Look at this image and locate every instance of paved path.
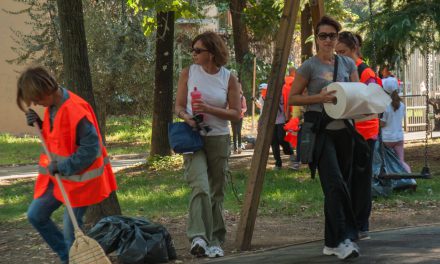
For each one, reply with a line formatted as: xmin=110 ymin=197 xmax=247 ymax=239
xmin=405 ymin=131 xmax=440 ymax=141
xmin=0 ymin=130 xmax=437 ymax=181
xmin=0 ymin=157 xmax=146 ymax=180
xmin=206 ymin=225 xmax=440 ymax=264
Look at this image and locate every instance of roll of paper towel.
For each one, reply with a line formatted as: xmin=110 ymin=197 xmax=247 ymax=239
xmin=324 ymin=82 xmax=391 ymax=119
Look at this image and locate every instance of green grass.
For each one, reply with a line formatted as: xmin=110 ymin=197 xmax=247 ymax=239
xmin=2 ymin=155 xmax=439 ymax=224
xmin=0 ymin=134 xmax=41 ymax=166
xmin=0 ymin=116 xmax=152 ymax=166
xmin=105 ymin=115 xmax=152 ymax=156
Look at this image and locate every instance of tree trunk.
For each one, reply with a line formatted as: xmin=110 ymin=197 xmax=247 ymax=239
xmin=301 ymin=3 xmax=313 ymax=62
xmin=84 ymin=192 xmax=121 ymax=226
xmin=150 ymin=11 xmax=174 ymax=156
xmin=57 ymin=0 xmax=121 ymax=225
xmin=56 ymin=0 xmax=95 ymax=110
xmin=230 ymin=0 xmax=251 ymax=92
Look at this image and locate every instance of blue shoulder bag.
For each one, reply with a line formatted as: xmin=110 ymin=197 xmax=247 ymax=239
xmin=168 ymin=122 xmax=203 ymax=153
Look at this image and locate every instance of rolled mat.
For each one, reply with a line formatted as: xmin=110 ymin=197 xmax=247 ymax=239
xmin=324 ymin=82 xmax=391 ymax=119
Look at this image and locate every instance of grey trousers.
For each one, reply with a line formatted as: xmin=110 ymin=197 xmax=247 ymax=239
xmin=183 ymin=134 xmax=230 ymax=246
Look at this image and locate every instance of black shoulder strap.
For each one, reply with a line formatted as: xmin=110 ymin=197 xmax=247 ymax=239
xmin=357 ymin=62 xmax=368 ymax=79
xmin=333 ymin=55 xmax=339 ymax=82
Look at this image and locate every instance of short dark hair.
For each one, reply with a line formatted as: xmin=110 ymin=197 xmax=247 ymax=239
xmin=16 ymin=66 xmax=59 ymax=111
xmin=338 ymin=31 xmax=358 ymax=50
xmin=192 ymin=31 xmax=228 ymax=67
xmin=315 ymin=15 xmax=341 ymax=34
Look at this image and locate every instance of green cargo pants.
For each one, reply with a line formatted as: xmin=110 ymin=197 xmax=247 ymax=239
xmin=183 ymin=134 xmax=230 ymax=247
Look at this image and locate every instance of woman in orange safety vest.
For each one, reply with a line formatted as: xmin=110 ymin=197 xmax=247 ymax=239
xmin=336 ymin=31 xmax=380 ymax=241
xmin=16 ymin=66 xmax=117 ymax=264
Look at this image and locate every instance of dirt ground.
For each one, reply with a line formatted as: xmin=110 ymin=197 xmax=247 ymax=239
xmin=1 ymin=140 xmax=439 ymax=264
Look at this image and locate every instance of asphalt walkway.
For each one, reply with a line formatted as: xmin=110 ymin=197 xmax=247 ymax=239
xmin=0 ymin=156 xmax=146 ymax=180
xmin=206 ymin=224 xmax=440 ymax=264
xmin=0 ymin=130 xmax=437 ymax=181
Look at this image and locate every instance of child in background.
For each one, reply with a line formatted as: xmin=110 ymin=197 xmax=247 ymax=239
xmin=232 ymin=84 xmax=247 ymax=154
xmin=380 ymin=77 xmax=411 ymax=173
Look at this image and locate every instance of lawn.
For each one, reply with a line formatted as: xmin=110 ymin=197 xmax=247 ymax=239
xmin=1 ymin=114 xmax=440 ymax=226
xmin=0 ymin=134 xmax=40 ymax=166
xmin=0 ymin=116 xmax=152 ymax=166
xmin=1 ymin=140 xmax=440 ymax=224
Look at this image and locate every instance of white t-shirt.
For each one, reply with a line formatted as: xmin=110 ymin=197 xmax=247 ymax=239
xmin=186 ymin=64 xmax=231 ymax=136
xmin=381 ymin=102 xmax=405 ymax=142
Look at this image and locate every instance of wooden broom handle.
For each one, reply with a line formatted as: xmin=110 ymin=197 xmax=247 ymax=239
xmin=34 ymin=126 xmax=81 ymax=232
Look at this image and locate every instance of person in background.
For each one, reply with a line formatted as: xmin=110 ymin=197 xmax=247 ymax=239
xmin=289 ymin=16 xmax=360 ymax=260
xmin=381 ymin=65 xmax=402 ymax=93
xmin=231 ymin=83 xmax=247 ymax=154
xmin=380 ymin=77 xmax=411 ymax=173
xmin=254 ymin=83 xmax=267 ymax=132
xmin=174 ymin=31 xmax=241 ymax=258
xmin=254 ymin=83 xmax=267 ymax=114
xmin=271 ymin=91 xmax=295 ymax=170
xmin=282 ymin=67 xmax=300 ymax=170
xmin=16 ymin=66 xmax=117 ymax=264
xmin=282 ymin=67 xmax=297 ymax=120
xmin=336 ymin=30 xmax=381 ymax=240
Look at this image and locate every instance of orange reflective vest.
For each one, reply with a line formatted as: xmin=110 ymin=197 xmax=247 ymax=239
xmin=355 ymin=58 xmax=380 ymax=140
xmin=284 ymin=117 xmax=300 ymax=147
xmin=282 ymin=76 xmax=295 ymax=115
xmin=35 ymin=91 xmax=117 ymax=207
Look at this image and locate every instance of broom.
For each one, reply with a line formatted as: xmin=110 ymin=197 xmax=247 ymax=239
xmin=33 ymin=124 xmax=111 ymax=264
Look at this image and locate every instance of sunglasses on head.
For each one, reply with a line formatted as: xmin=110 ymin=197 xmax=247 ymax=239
xmin=317 ymin=32 xmax=338 ymax=41
xmin=339 ymin=31 xmax=358 ymax=45
xmin=191 ymin=48 xmax=209 ymax=54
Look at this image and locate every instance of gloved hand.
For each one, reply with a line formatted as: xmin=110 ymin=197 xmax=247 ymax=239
xmin=26 ymin=109 xmax=42 ymax=129
xmin=48 ymin=161 xmax=59 ymax=176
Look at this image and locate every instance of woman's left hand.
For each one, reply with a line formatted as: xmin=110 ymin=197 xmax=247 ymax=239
xmin=192 ymin=99 xmax=212 ymax=113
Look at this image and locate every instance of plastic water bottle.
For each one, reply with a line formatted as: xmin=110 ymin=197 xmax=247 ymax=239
xmin=190 ymin=87 xmax=202 ymax=114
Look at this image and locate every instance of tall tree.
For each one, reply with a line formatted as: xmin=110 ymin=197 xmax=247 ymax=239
xmin=56 ymin=0 xmax=96 ymax=111
xmin=151 ymin=11 xmax=175 ymax=156
xmin=5 ymin=0 xmax=63 ymax=79
xmin=128 ymin=0 xmax=193 ymax=156
xmin=56 ymin=0 xmax=121 ymax=225
xmin=301 ymin=3 xmax=313 ymax=62
xmin=358 ymin=0 xmax=440 ymax=66
xmin=229 ymin=0 xmax=250 ymax=84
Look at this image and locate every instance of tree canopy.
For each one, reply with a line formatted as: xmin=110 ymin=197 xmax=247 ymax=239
xmin=357 ymin=0 xmax=440 ymax=66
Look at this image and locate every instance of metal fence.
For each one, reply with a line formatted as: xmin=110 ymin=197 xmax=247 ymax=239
xmin=401 ymin=49 xmax=440 ymax=132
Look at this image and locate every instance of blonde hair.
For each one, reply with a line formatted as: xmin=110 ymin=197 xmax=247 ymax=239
xmin=192 ymin=31 xmax=228 ymax=67
xmin=16 ymin=66 xmax=59 ymax=111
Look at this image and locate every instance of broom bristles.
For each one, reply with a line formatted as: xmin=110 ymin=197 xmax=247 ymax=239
xmin=69 ymin=231 xmax=111 ymax=264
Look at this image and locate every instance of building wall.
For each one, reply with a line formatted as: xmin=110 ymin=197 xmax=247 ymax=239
xmin=0 ymin=1 xmax=44 ymax=135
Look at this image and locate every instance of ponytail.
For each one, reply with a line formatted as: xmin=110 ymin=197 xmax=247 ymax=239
xmin=390 ymin=91 xmax=401 ymax=111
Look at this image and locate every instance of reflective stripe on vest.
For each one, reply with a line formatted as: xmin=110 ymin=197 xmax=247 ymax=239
xmin=38 ymin=155 xmax=110 ymax=182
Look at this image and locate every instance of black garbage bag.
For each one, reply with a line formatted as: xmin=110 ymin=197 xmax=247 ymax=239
xmin=88 ymin=215 xmax=177 ymax=264
xmin=372 ymin=141 xmax=417 ymax=197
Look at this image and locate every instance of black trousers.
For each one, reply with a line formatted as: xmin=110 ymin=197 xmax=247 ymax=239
xmin=317 ymin=128 xmax=357 ymax=247
xmin=231 ymin=118 xmax=243 ymax=150
xmin=351 ymin=138 xmax=375 ymax=232
xmin=271 ymin=123 xmax=293 ymax=167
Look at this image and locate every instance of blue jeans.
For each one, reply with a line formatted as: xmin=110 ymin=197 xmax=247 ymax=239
xmin=27 ymin=182 xmax=87 ymax=263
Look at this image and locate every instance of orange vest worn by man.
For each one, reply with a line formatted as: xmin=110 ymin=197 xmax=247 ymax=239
xmin=355 ymin=58 xmax=381 ymax=140
xmin=36 ymin=91 xmax=117 ymax=207
xmin=282 ymin=75 xmax=294 ymax=116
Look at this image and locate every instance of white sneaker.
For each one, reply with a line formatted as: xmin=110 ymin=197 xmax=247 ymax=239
xmin=190 ymin=237 xmax=208 ymax=257
xmin=207 ymin=246 xmax=224 ymax=258
xmin=345 ymin=239 xmax=360 ymax=251
xmin=323 ymin=239 xmax=359 ymax=260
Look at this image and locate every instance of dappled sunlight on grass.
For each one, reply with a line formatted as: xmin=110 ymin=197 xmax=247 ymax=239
xmin=0 ymin=133 xmax=41 ymax=165
xmin=106 ymin=116 xmax=152 ymax=144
